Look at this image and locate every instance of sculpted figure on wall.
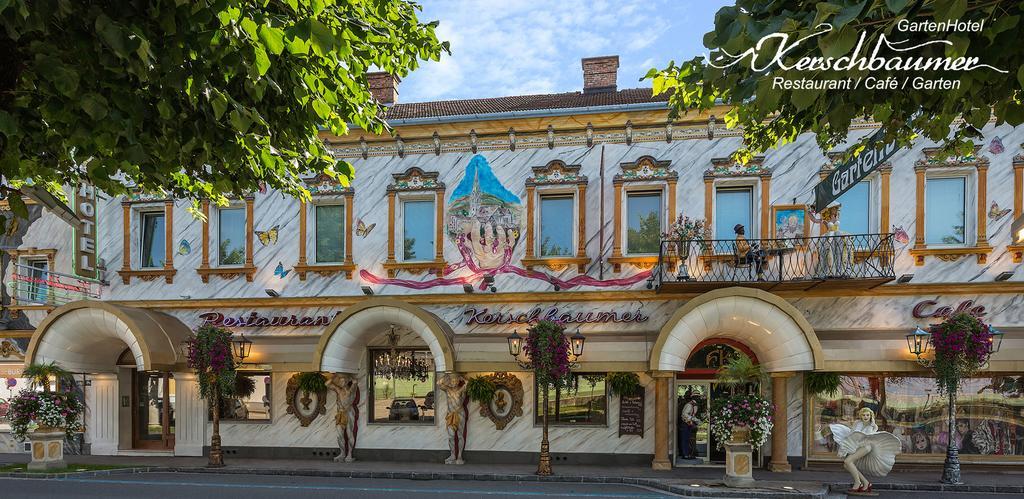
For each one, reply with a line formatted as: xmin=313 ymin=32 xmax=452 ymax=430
xmin=438 ymin=372 xmax=469 ymax=464
xmin=327 ymin=373 xmax=359 ymax=463
xmin=830 ymin=407 xmax=901 ymax=494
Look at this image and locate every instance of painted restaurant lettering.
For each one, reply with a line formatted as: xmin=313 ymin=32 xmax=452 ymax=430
xmin=199 ymin=311 xmax=336 ymax=328
xmin=464 ymin=306 xmax=648 ymax=325
xmin=911 ymin=300 xmax=986 ymax=320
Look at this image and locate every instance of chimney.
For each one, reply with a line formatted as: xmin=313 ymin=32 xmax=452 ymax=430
xmin=367 ymin=72 xmax=400 ymax=106
xmin=581 ymin=55 xmax=619 ymax=94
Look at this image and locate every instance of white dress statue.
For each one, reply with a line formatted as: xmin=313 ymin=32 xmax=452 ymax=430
xmin=829 ymin=407 xmax=901 ymax=494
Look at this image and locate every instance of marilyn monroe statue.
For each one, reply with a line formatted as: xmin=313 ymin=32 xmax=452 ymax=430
xmin=829 ymin=407 xmax=901 ymax=494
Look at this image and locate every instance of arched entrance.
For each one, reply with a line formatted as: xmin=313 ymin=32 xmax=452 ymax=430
xmin=25 ymin=301 xmax=204 ymax=456
xmin=648 ymin=288 xmax=823 ymax=471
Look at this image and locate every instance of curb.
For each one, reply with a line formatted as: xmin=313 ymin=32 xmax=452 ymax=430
xmin=830 ymin=481 xmax=1024 ymax=495
xmin=0 ymin=467 xmax=156 ymax=480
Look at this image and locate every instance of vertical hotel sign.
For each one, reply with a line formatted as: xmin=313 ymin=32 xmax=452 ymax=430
xmin=74 ymin=183 xmax=99 ymax=280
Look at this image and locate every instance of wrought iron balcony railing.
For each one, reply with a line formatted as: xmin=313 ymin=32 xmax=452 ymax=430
xmin=6 ymin=263 xmax=101 ymax=308
xmin=650 ymin=233 xmax=896 ymax=292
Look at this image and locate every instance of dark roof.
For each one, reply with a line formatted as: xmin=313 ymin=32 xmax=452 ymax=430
xmin=383 ymin=87 xmax=668 ymax=120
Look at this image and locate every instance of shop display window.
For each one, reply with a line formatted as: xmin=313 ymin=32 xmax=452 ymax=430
xmin=314 ymin=203 xmax=346 ymax=263
xmin=625 ymin=191 xmax=662 ymax=254
xmin=810 ymin=375 xmax=1024 ymax=459
xmin=535 ymin=373 xmax=608 ymax=426
xmin=539 ymin=194 xmax=574 ymax=257
xmin=401 ymin=199 xmax=435 ymax=262
xmin=369 ymin=349 xmax=436 ymax=424
xmin=218 ymin=372 xmax=272 ymax=422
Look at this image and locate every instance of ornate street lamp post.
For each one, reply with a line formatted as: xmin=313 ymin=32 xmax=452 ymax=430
xmin=906 ymin=325 xmax=1003 ymax=484
xmin=507 ymin=326 xmax=584 ymax=476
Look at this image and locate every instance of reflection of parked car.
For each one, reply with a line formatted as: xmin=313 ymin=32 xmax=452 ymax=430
xmin=389 ymin=398 xmax=420 ymax=421
xmin=423 ymin=391 xmax=434 ymax=410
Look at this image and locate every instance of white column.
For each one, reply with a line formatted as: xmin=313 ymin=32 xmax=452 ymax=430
xmin=86 ymin=373 xmax=119 ymax=456
xmin=173 ymin=372 xmax=206 ymax=456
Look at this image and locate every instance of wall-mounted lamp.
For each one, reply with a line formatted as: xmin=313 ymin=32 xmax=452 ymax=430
xmin=995 ymin=271 xmax=1014 ymax=282
xmin=265 ymin=288 xmax=280 ymax=297
xmin=896 ymin=274 xmax=914 ymax=284
xmin=361 ymin=285 xmax=374 ymax=296
xmin=462 ymin=283 xmax=474 ymax=293
xmin=483 ymin=275 xmax=496 ymax=293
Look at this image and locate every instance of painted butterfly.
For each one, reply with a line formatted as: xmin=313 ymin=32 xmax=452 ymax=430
xmin=176 ymin=239 xmax=192 ymax=256
xmin=256 ymin=225 xmax=279 ymax=246
xmin=356 ymin=219 xmax=376 ymax=238
xmin=274 ymin=262 xmax=290 ymax=279
xmin=989 ymin=201 xmax=1011 ymax=221
xmin=989 ymin=136 xmax=1005 ymax=155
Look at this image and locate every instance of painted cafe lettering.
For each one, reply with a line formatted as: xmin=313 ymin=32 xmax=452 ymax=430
xmin=464 ymin=306 xmax=648 ymax=325
xmin=199 ymin=311 xmax=336 ymax=328
xmin=911 ymin=300 xmax=986 ymax=320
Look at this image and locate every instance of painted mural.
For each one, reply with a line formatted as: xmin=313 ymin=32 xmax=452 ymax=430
xmin=361 ymin=155 xmax=650 ymax=290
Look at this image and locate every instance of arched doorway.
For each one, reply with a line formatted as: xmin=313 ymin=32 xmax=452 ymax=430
xmin=25 ymin=301 xmax=203 ymax=456
xmin=648 ymin=288 xmax=823 ymax=471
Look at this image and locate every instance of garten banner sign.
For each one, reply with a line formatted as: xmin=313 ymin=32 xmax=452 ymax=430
xmin=813 ymin=127 xmax=899 ymax=211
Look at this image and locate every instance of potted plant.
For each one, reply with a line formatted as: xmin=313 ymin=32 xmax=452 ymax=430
xmin=662 ymin=215 xmax=711 ymax=258
xmin=9 ymin=362 xmax=84 ymax=470
xmin=295 ymin=372 xmax=327 ymax=410
xmin=466 ymin=375 xmax=497 ymax=404
xmin=710 ymin=392 xmax=773 ymax=448
xmin=606 ymin=372 xmax=642 ymax=397
xmin=712 ymin=353 xmax=768 ymax=447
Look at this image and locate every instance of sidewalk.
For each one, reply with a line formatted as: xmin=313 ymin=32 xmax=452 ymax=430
xmin=2 ymin=453 xmax=1022 ymax=497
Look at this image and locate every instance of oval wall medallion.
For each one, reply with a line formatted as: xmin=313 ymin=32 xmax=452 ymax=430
xmin=286 ymin=373 xmax=327 ymax=427
xmin=478 ymin=372 xmax=523 ymax=430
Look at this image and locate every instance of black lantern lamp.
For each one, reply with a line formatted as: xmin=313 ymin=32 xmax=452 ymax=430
xmin=233 ymin=334 xmax=253 ymax=363
xmin=989 ymin=327 xmax=1005 ymax=354
xmin=507 ymin=330 xmax=523 ymax=357
xmin=569 ymin=329 xmax=586 ymax=358
xmin=906 ymin=326 xmax=931 ymax=360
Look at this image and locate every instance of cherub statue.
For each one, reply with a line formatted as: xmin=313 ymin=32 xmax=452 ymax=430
xmin=327 ymin=372 xmax=359 ymax=463
xmin=438 ymin=372 xmax=469 ymax=464
xmin=829 ymin=407 xmax=901 ymax=495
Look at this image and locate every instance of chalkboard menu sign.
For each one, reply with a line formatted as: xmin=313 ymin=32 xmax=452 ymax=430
xmin=618 ymin=393 xmax=644 ymax=437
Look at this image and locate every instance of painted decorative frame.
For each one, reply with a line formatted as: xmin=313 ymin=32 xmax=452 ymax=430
xmin=285 ymin=373 xmax=327 ymax=427
xmin=770 ymin=204 xmax=810 ymax=239
xmin=478 ymin=372 xmax=523 ymax=430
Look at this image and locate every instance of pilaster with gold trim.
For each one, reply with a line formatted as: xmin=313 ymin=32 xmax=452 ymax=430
xmin=651 ymin=370 xmax=673 ymax=470
xmin=381 ymin=167 xmax=447 ymax=278
xmin=521 ymin=160 xmax=591 ymax=273
xmin=768 ymin=372 xmax=794 ymax=472
xmin=607 ymin=156 xmax=677 ymax=272
xmin=759 ymin=174 xmax=771 ymax=240
xmin=1008 ymin=151 xmax=1024 ymax=263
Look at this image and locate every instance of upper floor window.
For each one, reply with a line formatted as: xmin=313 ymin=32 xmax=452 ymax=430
xmin=835 ymin=181 xmax=870 ymax=234
xmin=925 ymin=176 xmax=967 ymax=246
xmin=22 ymin=257 xmax=49 ymax=303
xmin=218 ymin=207 xmax=246 ymax=265
xmin=715 ymin=186 xmax=753 ymax=238
xmin=539 ymin=194 xmax=574 ymax=256
xmin=626 ymin=191 xmax=662 ymax=254
xmin=402 ymin=199 xmax=435 ymax=262
xmin=314 ymin=203 xmax=345 ymax=263
xmin=140 ymin=211 xmax=166 ymax=269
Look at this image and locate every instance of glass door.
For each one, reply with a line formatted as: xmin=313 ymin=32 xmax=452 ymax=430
xmin=676 ymin=382 xmax=711 ymax=464
xmin=132 ymin=371 xmax=175 ymax=450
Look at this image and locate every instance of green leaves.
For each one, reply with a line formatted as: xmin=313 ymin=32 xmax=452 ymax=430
xmin=258 ymin=24 xmax=285 ymax=55
xmin=80 ymin=93 xmax=109 ymax=120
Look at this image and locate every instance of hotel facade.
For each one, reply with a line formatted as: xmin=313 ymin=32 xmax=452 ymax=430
xmin=1 ymin=56 xmax=1023 ymax=470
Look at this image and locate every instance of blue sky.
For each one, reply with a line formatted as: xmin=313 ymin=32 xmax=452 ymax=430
xmin=398 ymin=0 xmax=733 ymax=103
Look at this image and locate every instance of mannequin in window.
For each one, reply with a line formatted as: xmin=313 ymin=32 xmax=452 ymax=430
xmin=733 ymin=224 xmax=765 ymax=280
xmin=678 ymin=389 xmax=699 ymax=460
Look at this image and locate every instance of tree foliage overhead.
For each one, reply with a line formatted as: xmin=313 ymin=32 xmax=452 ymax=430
xmin=648 ymin=0 xmax=1024 ymax=161
xmin=0 ymin=0 xmax=447 ymax=218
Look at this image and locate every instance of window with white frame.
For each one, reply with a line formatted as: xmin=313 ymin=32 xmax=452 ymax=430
xmin=625 ymin=190 xmax=662 ymax=254
xmin=218 ymin=207 xmax=246 ymax=265
xmin=834 ymin=181 xmax=871 ymax=234
xmin=402 ymin=198 xmax=435 ymax=262
xmin=20 ymin=258 xmax=49 ymax=303
xmin=139 ymin=211 xmax=166 ymax=268
xmin=715 ymin=186 xmax=754 ymax=238
xmin=539 ymin=194 xmax=574 ymax=257
xmin=314 ymin=203 xmax=345 ymax=263
xmin=925 ymin=176 xmax=968 ymax=246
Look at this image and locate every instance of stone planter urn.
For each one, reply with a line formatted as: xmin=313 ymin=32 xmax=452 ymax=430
xmin=27 ymin=426 xmax=65 ymax=471
xmin=724 ymin=424 xmax=755 ymax=487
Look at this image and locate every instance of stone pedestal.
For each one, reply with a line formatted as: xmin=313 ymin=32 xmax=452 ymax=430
xmin=27 ymin=428 xmax=66 ymax=471
xmin=723 ymin=442 xmax=755 ymax=487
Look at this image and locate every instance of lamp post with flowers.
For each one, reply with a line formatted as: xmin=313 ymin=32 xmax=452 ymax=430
xmin=507 ymin=320 xmax=585 ymax=476
xmin=906 ymin=313 xmax=1003 ymax=485
xmin=181 ymin=325 xmax=249 ymax=467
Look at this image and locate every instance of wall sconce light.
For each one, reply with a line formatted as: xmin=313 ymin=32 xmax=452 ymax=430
xmin=462 ymin=283 xmax=474 ymax=293
xmin=265 ymin=288 xmax=280 ymax=297
xmin=896 ymin=274 xmax=914 ymax=284
xmin=995 ymin=271 xmax=1014 ymax=282
xmin=361 ymin=285 xmax=374 ymax=295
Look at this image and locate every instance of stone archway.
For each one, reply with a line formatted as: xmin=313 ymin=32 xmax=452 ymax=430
xmin=648 ymin=288 xmax=822 ymax=472
xmin=313 ymin=298 xmax=456 ymax=373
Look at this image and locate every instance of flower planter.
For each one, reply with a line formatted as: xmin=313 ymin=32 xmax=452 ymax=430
xmin=27 ymin=426 xmax=66 ymax=471
xmin=730 ymin=424 xmax=751 ymax=444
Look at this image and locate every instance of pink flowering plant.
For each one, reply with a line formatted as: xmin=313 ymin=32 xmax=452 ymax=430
xmin=709 ymin=393 xmax=773 ymax=450
xmin=9 ymin=363 xmax=84 ymax=441
xmin=184 ymin=325 xmax=238 ymax=400
xmin=524 ymin=320 xmax=572 ymax=390
xmin=930 ymin=312 xmax=995 ymax=396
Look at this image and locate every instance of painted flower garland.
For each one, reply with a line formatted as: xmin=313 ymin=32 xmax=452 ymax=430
xmin=709 ymin=393 xmax=773 ymax=450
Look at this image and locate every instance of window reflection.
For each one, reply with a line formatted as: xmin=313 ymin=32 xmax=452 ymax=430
xmin=834 ymin=181 xmax=870 ymax=234
xmin=536 ymin=373 xmax=607 ymax=425
xmin=218 ymin=208 xmax=246 ymax=265
xmin=539 ymin=195 xmax=574 ymax=256
xmin=626 ymin=192 xmax=661 ymax=254
xmin=403 ymin=200 xmax=435 ymax=261
xmin=715 ymin=187 xmax=753 ymax=238
xmin=140 ymin=212 xmax=166 ymax=268
xmin=925 ymin=177 xmax=967 ymax=245
xmin=218 ymin=373 xmax=271 ymax=421
xmin=315 ymin=204 xmax=345 ymax=263
xmin=369 ymin=350 xmax=436 ymax=424
xmin=811 ymin=375 xmax=1024 ymax=458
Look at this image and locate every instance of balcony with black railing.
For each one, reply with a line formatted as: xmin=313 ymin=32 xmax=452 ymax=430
xmin=649 ymin=233 xmax=896 ymax=292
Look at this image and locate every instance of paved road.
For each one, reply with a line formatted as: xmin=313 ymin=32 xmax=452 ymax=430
xmin=0 ymin=472 xmax=675 ymax=498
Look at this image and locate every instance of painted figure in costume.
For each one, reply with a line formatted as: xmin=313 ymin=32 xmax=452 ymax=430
xmin=438 ymin=373 xmax=469 ymax=464
xmin=830 ymin=407 xmax=901 ymax=494
xmin=817 ymin=205 xmax=854 ymax=277
xmin=328 ymin=373 xmax=359 ymax=462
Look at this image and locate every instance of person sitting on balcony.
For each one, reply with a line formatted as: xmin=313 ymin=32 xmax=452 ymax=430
xmin=734 ymin=223 xmax=766 ymax=281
